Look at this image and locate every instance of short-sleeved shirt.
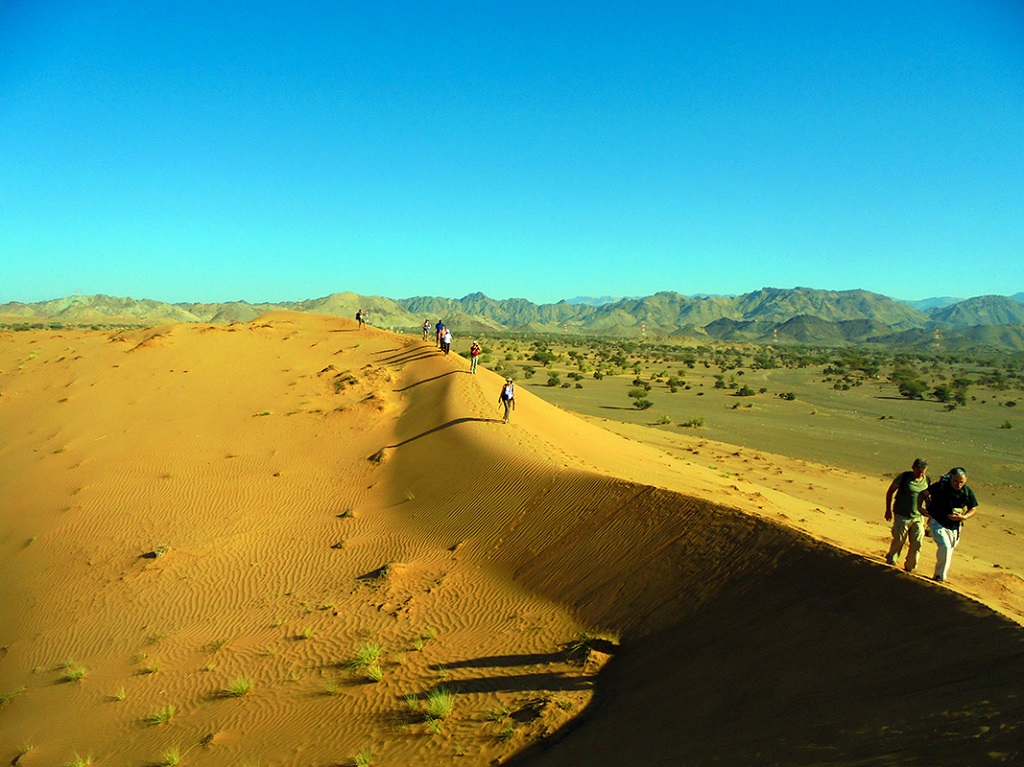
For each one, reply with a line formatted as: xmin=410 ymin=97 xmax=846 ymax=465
xmin=926 ymin=479 xmax=979 ymax=531
xmin=892 ymin=471 xmax=930 ymax=519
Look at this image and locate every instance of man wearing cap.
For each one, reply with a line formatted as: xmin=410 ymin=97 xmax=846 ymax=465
xmin=884 ymin=458 xmax=931 ymax=573
xmin=498 ymin=378 xmax=515 ymax=423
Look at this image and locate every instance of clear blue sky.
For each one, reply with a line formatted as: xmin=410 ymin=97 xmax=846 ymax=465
xmin=2 ymin=1 xmax=1022 ymax=305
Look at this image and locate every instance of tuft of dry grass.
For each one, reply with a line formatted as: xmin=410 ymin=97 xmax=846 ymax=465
xmin=223 ymin=676 xmax=253 ymax=697
xmin=147 ymin=703 xmax=176 ymax=725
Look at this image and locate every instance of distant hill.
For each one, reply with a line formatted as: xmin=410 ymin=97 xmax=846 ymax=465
xmin=564 ymin=295 xmax=625 ymax=306
xmin=3 ymin=288 xmax=1024 ymax=350
xmin=927 ymin=295 xmax=1024 ymax=327
xmin=903 ymin=296 xmax=962 ymax=311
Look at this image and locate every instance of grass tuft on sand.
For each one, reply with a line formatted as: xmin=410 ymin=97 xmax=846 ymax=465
xmin=157 ymin=745 xmax=183 ymax=766
xmin=424 ymin=685 xmax=456 ymax=720
xmin=147 ymin=703 xmax=176 ymax=725
xmin=223 ymin=676 xmax=254 ymax=697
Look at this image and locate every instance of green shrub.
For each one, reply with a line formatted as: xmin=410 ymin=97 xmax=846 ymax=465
xmin=424 ymin=686 xmax=456 ymax=720
xmin=223 ymin=676 xmax=253 ymax=697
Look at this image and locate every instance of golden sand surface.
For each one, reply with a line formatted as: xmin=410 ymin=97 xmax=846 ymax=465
xmin=1 ymin=313 xmax=1022 ymax=766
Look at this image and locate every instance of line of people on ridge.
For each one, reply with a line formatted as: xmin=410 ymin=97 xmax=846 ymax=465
xmin=422 ymin=319 xmax=516 ymax=424
xmin=884 ymin=458 xmax=979 ymax=583
xmin=426 ymin=319 xmax=454 ymax=356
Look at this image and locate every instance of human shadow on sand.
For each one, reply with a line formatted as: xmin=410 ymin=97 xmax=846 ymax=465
xmin=395 ymin=369 xmax=472 ymax=391
xmin=423 ymin=671 xmax=594 ymax=696
xmin=375 ymin=347 xmax=440 ymax=366
xmin=442 ymin=651 xmax=567 ymax=669
xmin=442 ymin=640 xmax=618 ymax=671
xmin=388 ymin=417 xmax=501 ymax=448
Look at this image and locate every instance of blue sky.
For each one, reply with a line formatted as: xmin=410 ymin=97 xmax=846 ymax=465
xmin=2 ymin=1 xmax=1022 ymax=305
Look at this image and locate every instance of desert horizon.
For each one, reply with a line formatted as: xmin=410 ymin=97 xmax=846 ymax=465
xmin=2 ymin=312 xmax=1023 ymax=766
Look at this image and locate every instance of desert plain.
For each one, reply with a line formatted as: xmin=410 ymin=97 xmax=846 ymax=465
xmin=1 ymin=312 xmax=1023 ymax=766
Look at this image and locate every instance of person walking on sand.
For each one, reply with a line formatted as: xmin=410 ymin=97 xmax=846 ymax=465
xmin=498 ymin=377 xmax=515 ymax=423
xmin=469 ymin=341 xmax=481 ymax=373
xmin=356 ymin=309 xmax=364 ymax=329
xmin=422 ymin=319 xmax=430 ymax=341
xmin=917 ymin=467 xmax=979 ymax=583
xmin=435 ymin=320 xmax=444 ymax=347
xmin=442 ymin=327 xmax=452 ymax=355
xmin=884 ymin=458 xmax=930 ymax=573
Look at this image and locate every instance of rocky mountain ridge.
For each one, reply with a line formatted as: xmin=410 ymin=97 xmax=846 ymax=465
xmin=3 ymin=288 xmax=1024 ymax=349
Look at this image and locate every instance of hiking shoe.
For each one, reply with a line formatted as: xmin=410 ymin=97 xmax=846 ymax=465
xmin=884 ymin=557 xmax=896 ymax=565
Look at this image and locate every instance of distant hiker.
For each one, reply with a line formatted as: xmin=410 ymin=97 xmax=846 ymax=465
xmin=442 ymin=327 xmax=452 ymax=355
xmin=498 ymin=377 xmax=515 ymax=423
xmin=884 ymin=458 xmax=930 ymax=573
xmin=422 ymin=319 xmax=430 ymax=341
xmin=469 ymin=341 xmax=481 ymax=373
xmin=917 ymin=467 xmax=979 ymax=583
xmin=435 ymin=320 xmax=444 ymax=347
xmin=356 ymin=309 xmax=365 ymax=329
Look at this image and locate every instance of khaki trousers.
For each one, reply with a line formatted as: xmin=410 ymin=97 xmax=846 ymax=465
xmin=885 ymin=514 xmax=925 ymax=572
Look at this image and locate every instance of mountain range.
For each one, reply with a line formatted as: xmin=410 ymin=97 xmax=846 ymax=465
xmin=3 ymin=288 xmax=1024 ymax=350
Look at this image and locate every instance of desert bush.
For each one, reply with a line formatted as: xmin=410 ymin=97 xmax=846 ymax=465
xmin=157 ymin=745 xmax=183 ymax=767
xmin=0 ymin=686 xmax=27 ymax=708
xmin=892 ymin=368 xmax=928 ymax=400
xmin=681 ymin=418 xmax=705 ymax=428
xmin=63 ymin=663 xmax=87 ymax=682
xmin=350 ymin=642 xmax=382 ymax=668
xmin=147 ymin=703 xmax=176 ymax=725
xmin=424 ymin=686 xmax=456 ymax=720
xmin=223 ymin=676 xmax=253 ymax=697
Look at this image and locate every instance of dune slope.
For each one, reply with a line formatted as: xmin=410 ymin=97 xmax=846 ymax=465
xmin=378 ymin=328 xmax=1024 ymax=766
xmin=1 ymin=314 xmax=1022 ymax=766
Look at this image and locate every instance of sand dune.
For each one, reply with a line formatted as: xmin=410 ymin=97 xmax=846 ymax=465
xmin=1 ymin=313 xmax=1022 ymax=766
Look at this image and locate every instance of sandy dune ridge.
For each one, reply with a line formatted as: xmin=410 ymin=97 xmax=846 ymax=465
xmin=1 ymin=312 xmax=1022 ymax=766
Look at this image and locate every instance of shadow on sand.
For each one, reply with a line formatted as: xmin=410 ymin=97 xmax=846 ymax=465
xmin=388 ymin=417 xmax=502 ymax=448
